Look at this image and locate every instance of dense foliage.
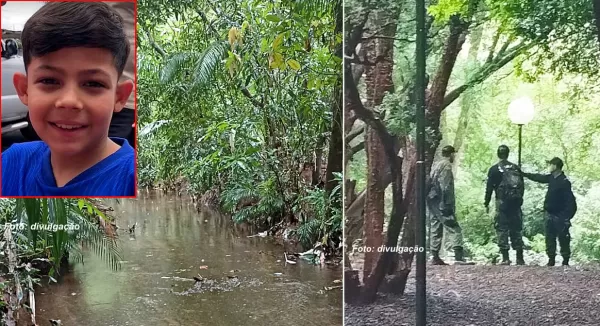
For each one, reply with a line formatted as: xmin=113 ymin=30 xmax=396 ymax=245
xmin=0 ymin=199 xmax=121 ymax=324
xmin=346 ymin=0 xmax=600 ymax=266
xmin=137 ymin=0 xmax=342 ymax=251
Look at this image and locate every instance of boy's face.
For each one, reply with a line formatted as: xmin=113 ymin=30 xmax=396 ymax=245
xmin=13 ymin=47 xmax=133 ymax=156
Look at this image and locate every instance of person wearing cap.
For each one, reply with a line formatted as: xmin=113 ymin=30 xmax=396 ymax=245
xmin=484 ymin=145 xmax=526 ymax=265
xmin=426 ymin=145 xmax=469 ymax=265
xmin=522 ymin=157 xmax=577 ymax=266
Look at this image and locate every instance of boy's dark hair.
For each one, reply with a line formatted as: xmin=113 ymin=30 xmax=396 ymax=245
xmin=21 ymin=2 xmax=129 ymax=76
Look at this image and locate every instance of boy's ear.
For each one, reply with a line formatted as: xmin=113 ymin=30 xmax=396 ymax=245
xmin=13 ymin=73 xmax=29 ymax=106
xmin=114 ymin=79 xmax=134 ymax=113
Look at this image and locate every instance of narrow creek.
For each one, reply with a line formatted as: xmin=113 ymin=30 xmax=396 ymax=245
xmin=34 ymin=191 xmax=342 ymax=325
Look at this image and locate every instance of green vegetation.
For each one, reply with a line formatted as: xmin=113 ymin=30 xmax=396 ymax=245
xmin=0 ymin=199 xmax=121 ymax=324
xmin=345 ymin=0 xmax=600 ymax=302
xmin=137 ymin=0 xmax=343 ymax=252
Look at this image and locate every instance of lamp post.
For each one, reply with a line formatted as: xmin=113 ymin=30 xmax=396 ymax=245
xmin=508 ymin=97 xmax=535 ymax=166
xmin=415 ymin=0 xmax=427 ymax=325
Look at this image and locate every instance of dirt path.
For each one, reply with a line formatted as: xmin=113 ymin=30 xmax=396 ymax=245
xmin=345 ymin=265 xmax=600 ymax=325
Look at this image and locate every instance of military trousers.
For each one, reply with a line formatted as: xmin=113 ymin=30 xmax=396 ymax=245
xmin=494 ymin=200 xmax=524 ymax=251
xmin=427 ymin=199 xmax=464 ymax=252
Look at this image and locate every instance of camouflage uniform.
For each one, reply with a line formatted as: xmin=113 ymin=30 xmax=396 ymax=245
xmin=485 ymin=160 xmax=525 ymax=251
xmin=427 ymin=159 xmax=464 ymax=252
xmin=494 ymin=199 xmax=524 ymax=251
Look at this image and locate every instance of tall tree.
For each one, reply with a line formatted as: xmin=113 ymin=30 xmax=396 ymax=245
xmin=345 ymin=0 xmax=538 ymax=303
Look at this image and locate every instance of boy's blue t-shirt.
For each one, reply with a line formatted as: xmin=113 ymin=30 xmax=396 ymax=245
xmin=1 ymin=138 xmax=135 ymax=197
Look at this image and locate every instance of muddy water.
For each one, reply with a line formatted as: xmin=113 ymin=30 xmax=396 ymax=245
xmin=35 ymin=191 xmax=342 ymax=326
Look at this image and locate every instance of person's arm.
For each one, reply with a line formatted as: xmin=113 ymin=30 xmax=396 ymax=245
xmin=484 ymin=167 xmax=496 ymax=207
xmin=522 ymin=172 xmax=551 ymax=184
xmin=559 ymin=180 xmax=575 ymax=220
xmin=439 ymin=165 xmax=455 ymax=216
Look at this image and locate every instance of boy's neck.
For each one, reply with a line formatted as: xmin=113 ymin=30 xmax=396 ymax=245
xmin=50 ymin=138 xmax=121 ymax=187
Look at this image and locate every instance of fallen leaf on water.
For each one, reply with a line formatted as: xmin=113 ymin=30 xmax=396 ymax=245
xmin=199 ymin=265 xmax=209 ymax=270
xmin=332 ymin=279 xmax=342 ymax=284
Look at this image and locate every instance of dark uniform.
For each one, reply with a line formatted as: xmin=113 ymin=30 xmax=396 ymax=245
xmin=485 ymin=160 xmax=525 ymax=253
xmin=523 ymin=171 xmax=576 ymax=264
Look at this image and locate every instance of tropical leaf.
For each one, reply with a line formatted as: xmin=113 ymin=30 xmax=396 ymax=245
xmin=160 ymin=52 xmax=195 ymax=84
xmin=287 ymin=59 xmax=301 ymax=71
xmin=190 ymin=40 xmax=229 ymax=90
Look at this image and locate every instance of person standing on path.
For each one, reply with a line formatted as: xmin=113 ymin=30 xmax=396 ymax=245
xmin=484 ymin=145 xmax=526 ymax=265
xmin=427 ymin=145 xmax=469 ymax=265
xmin=522 ymin=157 xmax=577 ymax=266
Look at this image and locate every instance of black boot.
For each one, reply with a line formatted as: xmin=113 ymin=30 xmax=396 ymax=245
xmin=516 ymin=250 xmax=525 ymax=265
xmin=499 ymin=249 xmax=511 ymax=265
xmin=453 ymin=247 xmax=474 ymax=265
xmin=454 ymin=247 xmax=465 ymax=262
xmin=431 ymin=250 xmax=447 ymax=265
xmin=547 ymin=256 xmax=556 ymax=266
xmin=562 ymin=256 xmax=569 ymax=266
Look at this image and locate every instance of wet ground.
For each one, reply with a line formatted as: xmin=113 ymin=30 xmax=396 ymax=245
xmin=35 ymin=191 xmax=342 ymax=325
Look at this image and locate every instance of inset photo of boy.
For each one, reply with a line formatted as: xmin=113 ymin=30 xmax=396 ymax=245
xmin=1 ymin=1 xmax=136 ymax=197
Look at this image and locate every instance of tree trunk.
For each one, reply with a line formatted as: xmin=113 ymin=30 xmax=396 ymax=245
xmin=361 ymin=10 xmax=396 ymax=279
xmin=324 ymin=0 xmax=343 ymax=195
xmin=381 ymin=14 xmax=470 ymax=297
xmin=345 ymin=0 xmax=534 ymax=303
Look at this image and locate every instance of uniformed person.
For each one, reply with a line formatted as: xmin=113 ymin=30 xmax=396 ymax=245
xmin=484 ymin=145 xmax=525 ymax=265
xmin=522 ymin=157 xmax=577 ymax=266
xmin=427 ymin=145 xmax=468 ymax=265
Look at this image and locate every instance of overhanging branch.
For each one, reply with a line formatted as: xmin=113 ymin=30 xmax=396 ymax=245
xmin=346 ymin=125 xmax=365 ymax=143
xmin=442 ymin=41 xmax=532 ymax=109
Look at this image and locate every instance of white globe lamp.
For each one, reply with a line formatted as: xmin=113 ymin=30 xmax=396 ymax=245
xmin=507 ymin=96 xmax=535 ymax=166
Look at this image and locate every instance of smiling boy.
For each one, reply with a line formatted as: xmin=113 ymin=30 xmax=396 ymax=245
xmin=1 ymin=2 xmax=135 ymax=196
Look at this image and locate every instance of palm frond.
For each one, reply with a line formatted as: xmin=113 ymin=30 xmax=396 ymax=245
xmin=287 ymin=0 xmax=337 ymax=16
xmin=190 ymin=40 xmax=229 ymax=90
xmin=160 ymin=52 xmax=199 ymax=84
xmin=22 ymin=199 xmax=41 ymax=249
xmin=160 ymin=40 xmax=228 ymax=88
xmin=70 ymin=207 xmax=123 ymax=271
xmin=294 ymin=218 xmax=322 ymax=248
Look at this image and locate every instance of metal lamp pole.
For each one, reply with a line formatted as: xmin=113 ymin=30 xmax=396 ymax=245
xmin=518 ymin=124 xmax=523 ymax=166
xmin=415 ymin=0 xmax=427 ymax=325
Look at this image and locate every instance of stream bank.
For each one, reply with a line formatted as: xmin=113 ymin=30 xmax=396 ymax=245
xmin=34 ymin=191 xmax=342 ymax=325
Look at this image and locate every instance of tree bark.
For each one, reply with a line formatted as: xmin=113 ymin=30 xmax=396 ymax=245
xmin=361 ymin=9 xmax=396 ymax=280
xmin=324 ymin=0 xmax=343 ymax=195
